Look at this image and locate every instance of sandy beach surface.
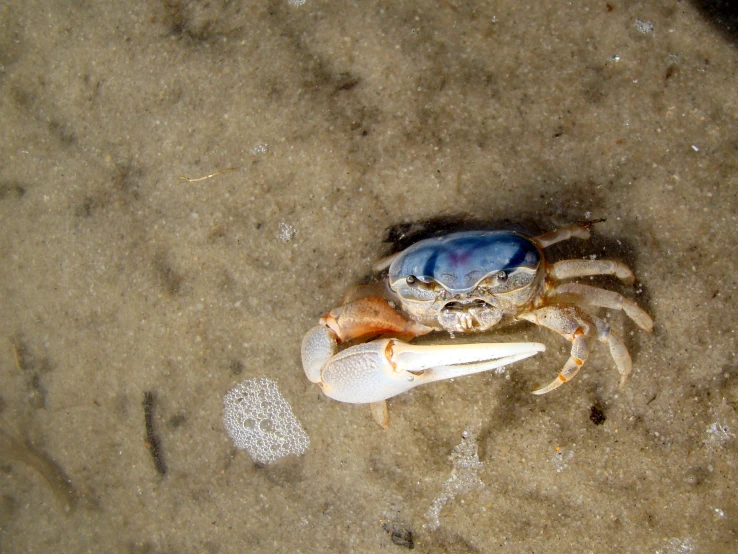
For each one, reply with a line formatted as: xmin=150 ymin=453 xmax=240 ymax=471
xmin=1 ymin=1 xmax=737 ymax=552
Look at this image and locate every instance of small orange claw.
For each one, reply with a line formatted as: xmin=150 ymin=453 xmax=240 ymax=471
xmin=321 ymin=296 xmax=432 ymax=343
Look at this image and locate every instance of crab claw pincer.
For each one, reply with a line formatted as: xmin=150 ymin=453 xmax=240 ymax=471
xmin=302 ymin=326 xmax=545 ymax=404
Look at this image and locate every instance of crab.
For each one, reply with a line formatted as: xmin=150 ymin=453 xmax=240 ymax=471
xmin=302 ymin=223 xmax=653 ymax=427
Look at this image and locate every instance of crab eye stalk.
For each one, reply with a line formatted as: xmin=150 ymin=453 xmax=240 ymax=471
xmin=406 ymin=275 xmax=417 ymax=285
xmin=497 ymin=270 xmax=508 ymax=282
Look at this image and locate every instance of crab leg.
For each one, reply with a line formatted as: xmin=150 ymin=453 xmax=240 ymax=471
xmin=548 ymin=282 xmax=653 ymax=332
xmin=534 ymin=224 xmax=591 ymax=248
xmin=550 ymin=259 xmax=636 ymax=285
xmin=590 ymin=314 xmax=631 ymax=385
xmin=520 ymin=305 xmax=630 ymax=394
xmin=321 ymin=296 xmax=433 ymax=343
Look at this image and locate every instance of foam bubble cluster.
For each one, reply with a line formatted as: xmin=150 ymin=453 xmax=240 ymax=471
xmin=223 ymin=378 xmax=309 ymax=464
xmin=426 ymin=429 xmax=484 ymax=530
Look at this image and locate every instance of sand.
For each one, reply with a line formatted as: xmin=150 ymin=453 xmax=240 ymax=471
xmin=1 ymin=1 xmax=736 ymax=552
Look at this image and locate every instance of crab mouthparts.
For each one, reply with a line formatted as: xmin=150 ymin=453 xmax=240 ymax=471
xmin=443 ymin=298 xmax=494 ymax=311
xmin=439 ymin=298 xmax=503 ymax=332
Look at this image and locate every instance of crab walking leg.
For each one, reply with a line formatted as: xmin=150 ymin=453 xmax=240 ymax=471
xmin=521 ymin=306 xmax=632 ymax=394
xmin=319 ymin=339 xmax=545 ymax=404
xmin=370 ymin=401 xmax=390 ymax=429
xmin=520 ymin=306 xmax=592 ymax=394
xmin=589 ymin=313 xmax=632 ymax=386
xmin=550 ymin=259 xmax=636 ymax=285
xmin=533 ymin=224 xmax=591 ymax=248
xmin=548 ymin=282 xmax=654 ymax=332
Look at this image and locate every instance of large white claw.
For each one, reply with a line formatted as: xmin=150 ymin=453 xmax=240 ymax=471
xmin=318 ymin=339 xmax=545 ymax=404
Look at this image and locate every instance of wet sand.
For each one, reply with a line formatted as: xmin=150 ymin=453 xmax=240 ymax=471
xmin=1 ymin=1 xmax=737 ymax=552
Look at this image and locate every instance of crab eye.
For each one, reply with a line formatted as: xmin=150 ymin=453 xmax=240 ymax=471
xmin=406 ymin=275 xmax=417 ymax=285
xmin=497 ymin=270 xmax=508 ymax=282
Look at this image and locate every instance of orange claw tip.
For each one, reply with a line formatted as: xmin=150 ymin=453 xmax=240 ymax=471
xmin=532 ymin=374 xmax=567 ymax=395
